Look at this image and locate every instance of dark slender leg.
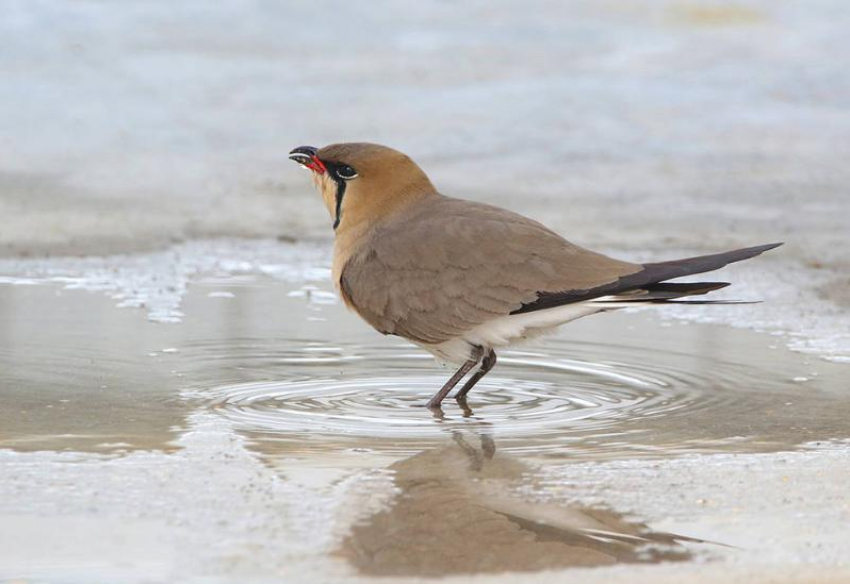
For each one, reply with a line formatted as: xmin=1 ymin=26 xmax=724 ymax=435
xmin=454 ymin=349 xmax=497 ymax=402
xmin=425 ymin=347 xmax=483 ymax=409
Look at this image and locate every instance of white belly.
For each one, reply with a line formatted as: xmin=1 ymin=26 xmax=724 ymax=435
xmin=418 ymin=300 xmax=613 ymax=365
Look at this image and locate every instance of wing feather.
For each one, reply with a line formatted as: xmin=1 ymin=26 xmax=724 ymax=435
xmin=339 ymin=196 xmax=639 ymax=344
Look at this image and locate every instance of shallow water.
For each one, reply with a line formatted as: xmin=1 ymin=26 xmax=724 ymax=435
xmin=3 ymin=274 xmax=847 ymax=460
xmin=1 ymin=262 xmax=849 ymax=581
xmin=201 ymin=328 xmax=850 ymax=461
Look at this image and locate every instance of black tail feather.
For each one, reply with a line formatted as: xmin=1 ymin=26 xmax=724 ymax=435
xmin=642 ymin=281 xmax=730 ymax=298
xmin=596 ymin=281 xmax=730 ymax=302
xmin=512 ymin=243 xmax=783 ymax=314
xmin=640 ymin=243 xmax=783 ymax=282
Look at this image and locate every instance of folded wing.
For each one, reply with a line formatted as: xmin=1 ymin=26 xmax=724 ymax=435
xmin=339 ymin=196 xmax=640 ymax=344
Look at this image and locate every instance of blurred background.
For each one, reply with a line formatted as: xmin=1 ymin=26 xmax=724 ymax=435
xmin=1 ymin=0 xmax=848 ymax=263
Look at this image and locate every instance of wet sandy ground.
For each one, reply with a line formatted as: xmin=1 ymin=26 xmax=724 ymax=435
xmin=1 ymin=245 xmax=849 ymax=582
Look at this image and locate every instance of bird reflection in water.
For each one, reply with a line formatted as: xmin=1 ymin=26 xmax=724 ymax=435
xmin=339 ymin=406 xmax=709 ymax=577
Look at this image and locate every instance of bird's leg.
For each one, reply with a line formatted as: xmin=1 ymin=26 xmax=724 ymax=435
xmin=455 ymin=349 xmax=497 ymax=402
xmin=425 ymin=346 xmax=484 ymax=409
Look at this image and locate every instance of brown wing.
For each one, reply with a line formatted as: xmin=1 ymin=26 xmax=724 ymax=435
xmin=339 ymin=196 xmax=640 ymax=344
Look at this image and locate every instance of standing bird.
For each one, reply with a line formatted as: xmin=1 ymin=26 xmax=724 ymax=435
xmin=289 ymin=143 xmax=781 ymax=409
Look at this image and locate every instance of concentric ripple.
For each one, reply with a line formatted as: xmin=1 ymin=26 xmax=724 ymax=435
xmin=188 ymin=331 xmax=850 ymax=458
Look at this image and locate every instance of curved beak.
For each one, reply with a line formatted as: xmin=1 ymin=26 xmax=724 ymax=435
xmin=289 ymin=145 xmax=327 ymax=174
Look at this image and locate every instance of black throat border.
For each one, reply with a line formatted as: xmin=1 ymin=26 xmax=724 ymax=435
xmin=332 ymin=177 xmax=346 ymax=230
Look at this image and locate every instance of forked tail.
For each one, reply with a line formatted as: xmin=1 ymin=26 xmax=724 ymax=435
xmin=512 ymin=242 xmax=783 ymax=313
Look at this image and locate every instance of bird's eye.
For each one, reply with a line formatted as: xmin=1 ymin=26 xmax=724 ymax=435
xmin=335 ymin=165 xmax=358 ymax=180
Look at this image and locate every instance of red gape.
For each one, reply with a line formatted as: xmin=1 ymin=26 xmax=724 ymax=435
xmin=306 ymin=156 xmax=327 ymax=174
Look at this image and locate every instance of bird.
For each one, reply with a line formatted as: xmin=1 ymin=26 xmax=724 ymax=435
xmin=289 ymin=142 xmax=782 ymax=409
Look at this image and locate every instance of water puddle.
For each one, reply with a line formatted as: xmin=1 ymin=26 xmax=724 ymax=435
xmin=0 ymin=285 xmax=189 ymax=452
xmin=2 ymin=274 xmax=849 ymax=458
xmin=1 ymin=258 xmax=849 ymax=580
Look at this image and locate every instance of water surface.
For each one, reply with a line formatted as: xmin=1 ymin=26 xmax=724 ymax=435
xmin=1 ymin=272 xmax=848 ymax=580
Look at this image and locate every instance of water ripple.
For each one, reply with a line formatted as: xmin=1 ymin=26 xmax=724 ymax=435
xmin=184 ymin=336 xmax=846 ymax=457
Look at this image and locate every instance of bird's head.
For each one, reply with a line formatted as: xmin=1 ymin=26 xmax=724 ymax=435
xmin=289 ymin=143 xmax=435 ymax=232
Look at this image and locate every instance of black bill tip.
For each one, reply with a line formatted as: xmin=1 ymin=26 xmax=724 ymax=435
xmin=288 ymin=145 xmax=327 ymax=173
xmin=288 ymin=145 xmax=318 ymax=164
